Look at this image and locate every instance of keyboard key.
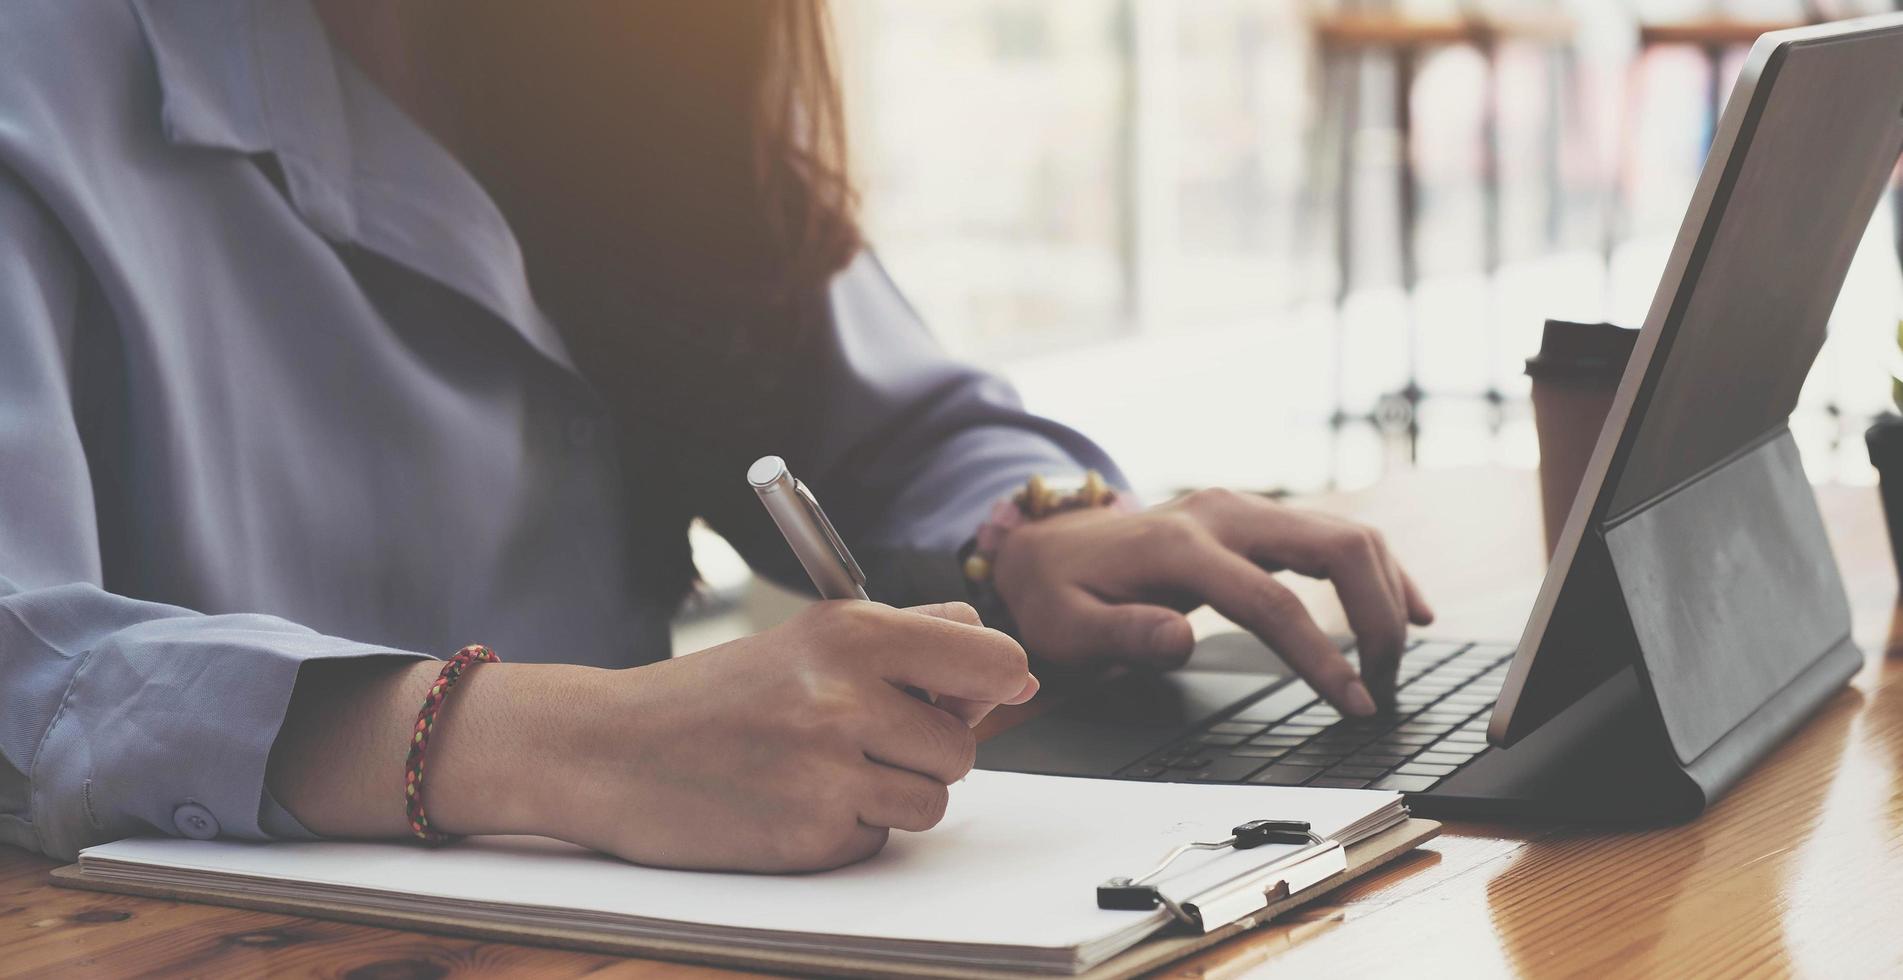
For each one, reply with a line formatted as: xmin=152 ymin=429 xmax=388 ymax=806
xmin=1286 ymin=750 xmax=1347 ymax=766
xmin=1415 ymin=711 xmax=1475 ymax=726
xmin=1248 ymin=734 xmax=1308 ymax=749
xmin=1408 ymin=641 xmax=1470 ymax=662
xmin=1426 ymin=741 xmax=1484 ymax=759
xmin=1229 ymin=684 xmax=1326 ymax=724
xmin=1230 ymin=745 xmax=1288 ymax=759
xmin=1343 ymin=753 xmax=1408 ymax=769
xmin=1209 ymin=721 xmax=1264 ymax=736
xmin=1373 ymin=774 xmax=1441 ymax=793
xmin=1442 ymin=730 xmax=1490 ymax=744
xmin=1397 ymin=722 xmax=1451 ymax=735
xmin=1165 ymin=756 xmax=1213 ymax=770
xmin=1414 ymin=751 xmax=1470 ymax=767
xmin=1325 ymin=765 xmax=1388 ymax=780
xmin=1181 ymin=755 xmax=1272 ymax=782
xmin=1120 ymin=764 xmax=1167 ymax=779
xmin=1270 ymin=724 xmax=1326 ymax=737
xmin=1309 ymin=777 xmax=1372 ymax=789
xmin=1199 ymin=734 xmax=1248 ymax=746
xmin=1249 ymin=763 xmax=1324 ymax=786
xmin=1374 ymin=732 xmax=1437 ymax=747
xmin=1313 ymin=723 xmax=1380 ymax=738
xmin=1396 ymin=762 xmax=1458 ymax=777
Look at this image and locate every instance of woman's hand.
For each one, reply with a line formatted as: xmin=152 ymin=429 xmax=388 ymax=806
xmin=268 ymin=601 xmax=1035 ymax=874
xmin=990 ymin=488 xmax=1433 ymax=716
xmin=546 ymin=601 xmax=1034 ymax=871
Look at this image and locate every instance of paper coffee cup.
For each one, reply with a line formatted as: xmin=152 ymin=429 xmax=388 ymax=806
xmin=1525 ymin=320 xmax=1639 ymax=559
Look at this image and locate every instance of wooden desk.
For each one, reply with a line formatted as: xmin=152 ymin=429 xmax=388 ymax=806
xmin=4 ymin=468 xmax=1898 ymax=978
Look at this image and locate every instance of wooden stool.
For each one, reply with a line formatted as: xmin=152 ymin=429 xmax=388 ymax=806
xmin=1604 ymin=5 xmax=1825 ymax=261
xmin=1304 ymin=1 xmax=1578 ymax=467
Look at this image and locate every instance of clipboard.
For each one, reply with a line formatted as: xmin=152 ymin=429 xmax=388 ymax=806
xmin=52 ymin=817 xmax=1439 ymax=979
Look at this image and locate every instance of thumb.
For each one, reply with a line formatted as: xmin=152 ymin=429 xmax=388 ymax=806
xmin=1053 ymin=594 xmax=1195 ymax=668
xmin=904 ymin=600 xmax=986 ymax=629
xmin=901 ymin=601 xmax=1037 ymax=727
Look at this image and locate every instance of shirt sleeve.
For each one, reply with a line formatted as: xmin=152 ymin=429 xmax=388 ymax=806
xmin=0 ymin=169 xmax=426 ymax=861
xmin=702 ymin=251 xmax=1129 ymax=607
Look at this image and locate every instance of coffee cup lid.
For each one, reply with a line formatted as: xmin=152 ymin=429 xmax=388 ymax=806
xmin=1525 ymin=319 xmax=1639 ymax=383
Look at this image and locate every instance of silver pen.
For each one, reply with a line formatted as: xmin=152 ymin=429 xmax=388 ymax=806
xmin=750 ymin=456 xmax=936 ymax=703
xmin=748 ymin=455 xmax=868 ymax=600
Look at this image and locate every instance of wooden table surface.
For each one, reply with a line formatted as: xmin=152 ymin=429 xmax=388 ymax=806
xmin=4 ymin=467 xmax=1899 ymax=979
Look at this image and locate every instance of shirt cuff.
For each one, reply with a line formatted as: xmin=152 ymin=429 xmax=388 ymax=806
xmin=28 ymin=614 xmax=426 ymax=859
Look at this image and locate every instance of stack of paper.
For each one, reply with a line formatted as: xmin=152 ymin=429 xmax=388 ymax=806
xmin=72 ymin=771 xmax=1407 ymax=975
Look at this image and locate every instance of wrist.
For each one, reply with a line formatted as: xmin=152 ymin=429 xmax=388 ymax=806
xmin=422 ymin=661 xmax=603 ymax=839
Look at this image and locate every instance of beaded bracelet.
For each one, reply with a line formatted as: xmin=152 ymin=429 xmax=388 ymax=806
xmin=404 ymin=644 xmax=499 ymax=844
xmin=957 ymin=471 xmax=1134 ymax=634
xmin=961 ymin=470 xmax=1131 ymax=586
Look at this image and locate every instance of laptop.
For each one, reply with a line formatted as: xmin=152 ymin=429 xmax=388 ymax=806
xmin=979 ymin=15 xmax=1901 ymax=821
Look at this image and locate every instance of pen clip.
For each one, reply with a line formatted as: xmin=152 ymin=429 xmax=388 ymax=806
xmin=792 ymin=479 xmax=866 ymax=590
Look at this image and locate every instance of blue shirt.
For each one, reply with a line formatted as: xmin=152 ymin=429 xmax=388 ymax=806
xmin=0 ymin=0 xmax=1118 ymax=860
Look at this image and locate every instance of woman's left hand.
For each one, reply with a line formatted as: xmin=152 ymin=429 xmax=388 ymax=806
xmin=989 ymin=488 xmax=1434 ymax=717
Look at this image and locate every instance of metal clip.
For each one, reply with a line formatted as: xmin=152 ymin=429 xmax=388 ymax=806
xmin=792 ymin=478 xmax=865 ymax=590
xmin=1097 ymin=819 xmax=1345 ymax=932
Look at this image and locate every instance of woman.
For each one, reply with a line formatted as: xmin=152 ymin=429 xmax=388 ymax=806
xmin=0 ymin=0 xmax=1430 ymax=872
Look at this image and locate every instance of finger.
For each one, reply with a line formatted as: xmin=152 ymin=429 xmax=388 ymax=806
xmin=907 ymin=606 xmax=1042 ymax=701
xmin=905 ymin=601 xmax=984 ymax=629
xmin=1398 ymin=564 xmax=1435 ymax=625
xmin=1381 ymin=549 xmax=1410 ymax=630
xmin=935 ymin=695 xmax=992 ymax=727
xmin=1208 ymin=508 xmax=1408 ymax=657
xmin=813 ymin=824 xmax=890 ymax=871
xmin=1175 ymin=548 xmax=1377 ymax=716
xmin=871 ymin=611 xmax=1030 ymax=704
xmin=1035 ymin=587 xmax=1196 ymax=668
xmin=1248 ymin=520 xmax=1407 ymax=706
xmin=858 ymin=684 xmax=978 ymax=784
xmin=1366 ymin=532 xmax=1434 ymax=628
xmin=937 ymin=672 xmax=1040 ymax=728
xmin=1361 ymin=552 xmax=1415 ymax=707
xmin=857 ymin=764 xmax=953 ymax=833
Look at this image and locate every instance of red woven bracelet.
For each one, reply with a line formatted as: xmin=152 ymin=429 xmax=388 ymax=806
xmin=404 ymin=644 xmax=499 ymax=844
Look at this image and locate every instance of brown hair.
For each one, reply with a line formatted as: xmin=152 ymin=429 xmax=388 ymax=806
xmin=438 ymin=2 xmax=863 ymax=602
xmin=443 ymin=1 xmax=858 ymax=315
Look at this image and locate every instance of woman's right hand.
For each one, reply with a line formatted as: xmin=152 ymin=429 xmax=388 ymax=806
xmin=268 ymin=600 xmax=1036 ymax=874
xmin=542 ymin=601 xmax=1036 ymax=871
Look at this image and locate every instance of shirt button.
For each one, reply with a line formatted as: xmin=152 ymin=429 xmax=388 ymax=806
xmin=172 ymin=802 xmax=221 ymax=840
xmin=566 ymin=416 xmax=597 ymax=449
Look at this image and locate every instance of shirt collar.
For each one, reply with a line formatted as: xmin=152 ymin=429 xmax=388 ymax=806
xmin=130 ymin=0 xmax=578 ymax=375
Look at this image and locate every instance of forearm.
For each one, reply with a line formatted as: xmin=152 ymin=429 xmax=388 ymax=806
xmin=265 ymin=659 xmax=605 ymax=840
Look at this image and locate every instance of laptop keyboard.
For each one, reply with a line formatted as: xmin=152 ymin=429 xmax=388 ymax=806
xmin=1114 ymin=640 xmax=1514 ymax=794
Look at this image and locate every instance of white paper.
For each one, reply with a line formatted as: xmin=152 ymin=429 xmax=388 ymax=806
xmin=81 ymin=771 xmax=1397 ymax=958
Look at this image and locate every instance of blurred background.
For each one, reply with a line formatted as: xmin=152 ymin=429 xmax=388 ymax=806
xmin=682 ymin=0 xmax=1903 ymax=641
